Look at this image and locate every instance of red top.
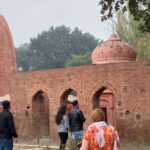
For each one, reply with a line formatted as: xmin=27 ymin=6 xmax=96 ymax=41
xmin=67 ymin=103 xmax=73 ymax=112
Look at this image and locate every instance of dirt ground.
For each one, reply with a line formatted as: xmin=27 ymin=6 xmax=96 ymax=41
xmin=14 ymin=143 xmax=150 ymax=150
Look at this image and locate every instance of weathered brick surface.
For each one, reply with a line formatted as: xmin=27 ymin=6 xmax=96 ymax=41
xmin=9 ymin=61 xmax=150 ymax=144
xmin=0 ymin=15 xmax=17 ymax=96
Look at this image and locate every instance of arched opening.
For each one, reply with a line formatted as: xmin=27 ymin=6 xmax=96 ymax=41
xmin=32 ymin=90 xmax=49 ymax=138
xmin=93 ymin=86 xmax=115 ymax=125
xmin=60 ymin=89 xmax=77 ymax=106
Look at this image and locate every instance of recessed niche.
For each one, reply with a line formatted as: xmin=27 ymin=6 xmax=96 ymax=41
xmin=26 ymin=105 xmax=30 ymax=109
xmin=122 ymin=85 xmax=130 ymax=94
xmin=140 ymin=88 xmax=146 ymax=93
xmin=118 ymin=111 xmax=125 ymax=119
xmin=117 ymin=101 xmax=123 ymax=107
xmin=134 ymin=113 xmax=143 ymax=122
xmin=125 ymin=110 xmax=130 ymax=115
xmin=136 ymin=114 xmax=142 ymax=120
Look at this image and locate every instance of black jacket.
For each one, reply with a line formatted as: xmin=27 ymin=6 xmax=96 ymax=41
xmin=0 ymin=109 xmax=18 ymax=139
xmin=68 ymin=107 xmax=86 ymax=132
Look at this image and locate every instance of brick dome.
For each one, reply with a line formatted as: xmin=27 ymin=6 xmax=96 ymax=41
xmin=92 ymin=34 xmax=137 ymax=64
xmin=0 ymin=15 xmax=17 ymax=96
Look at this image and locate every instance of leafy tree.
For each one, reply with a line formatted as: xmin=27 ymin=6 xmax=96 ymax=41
xmin=99 ymin=0 xmax=150 ymax=32
xmin=65 ymin=52 xmax=91 ymax=67
xmin=136 ymin=33 xmax=150 ymax=60
xmin=115 ymin=12 xmax=141 ymax=46
xmin=115 ymin=12 xmax=150 ymax=60
xmin=16 ymin=44 xmax=30 ymax=71
xmin=16 ymin=26 xmax=99 ymax=71
xmin=28 ymin=26 xmax=72 ymax=70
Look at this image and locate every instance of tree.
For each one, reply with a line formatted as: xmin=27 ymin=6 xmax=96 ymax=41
xmin=16 ymin=26 xmax=99 ymax=71
xmin=115 ymin=12 xmax=141 ymax=46
xmin=136 ymin=33 xmax=150 ymax=60
xmin=65 ymin=52 xmax=91 ymax=67
xmin=16 ymin=44 xmax=30 ymax=71
xmin=99 ymin=0 xmax=150 ymax=32
xmin=115 ymin=12 xmax=150 ymax=60
xmin=28 ymin=26 xmax=72 ymax=70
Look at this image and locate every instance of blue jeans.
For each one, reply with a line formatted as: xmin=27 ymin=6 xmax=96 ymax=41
xmin=0 ymin=139 xmax=13 ymax=150
xmin=72 ymin=130 xmax=84 ymax=140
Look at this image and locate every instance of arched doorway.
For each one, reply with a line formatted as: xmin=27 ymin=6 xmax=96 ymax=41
xmin=93 ymin=86 xmax=115 ymax=125
xmin=32 ymin=90 xmax=49 ymax=138
xmin=60 ymin=88 xmax=77 ymax=106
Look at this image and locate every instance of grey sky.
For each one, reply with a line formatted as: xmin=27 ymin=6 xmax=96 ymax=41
xmin=0 ymin=0 xmax=112 ymax=47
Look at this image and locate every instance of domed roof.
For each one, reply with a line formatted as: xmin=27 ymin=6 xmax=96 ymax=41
xmin=0 ymin=15 xmax=17 ymax=96
xmin=92 ymin=34 xmax=137 ymax=64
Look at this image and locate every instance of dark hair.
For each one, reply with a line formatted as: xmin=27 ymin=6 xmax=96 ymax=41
xmin=72 ymin=100 xmax=78 ymax=107
xmin=55 ymin=106 xmax=66 ymax=125
xmin=2 ymin=100 xmax=10 ymax=110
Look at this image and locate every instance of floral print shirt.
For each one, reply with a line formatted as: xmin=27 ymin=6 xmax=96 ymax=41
xmin=83 ymin=121 xmax=120 ymax=150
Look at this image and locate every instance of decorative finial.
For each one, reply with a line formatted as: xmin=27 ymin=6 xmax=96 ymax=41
xmin=108 ymin=34 xmax=120 ymax=41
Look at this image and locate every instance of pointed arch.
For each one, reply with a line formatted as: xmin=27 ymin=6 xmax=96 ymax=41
xmin=31 ymin=88 xmax=50 ymax=138
xmin=89 ymin=82 xmax=118 ymax=102
xmin=90 ymin=82 xmax=118 ymax=125
xmin=27 ymin=86 xmax=49 ymax=105
xmin=60 ymin=88 xmax=77 ymax=106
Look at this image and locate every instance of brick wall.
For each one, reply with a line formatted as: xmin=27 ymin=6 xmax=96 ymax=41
xmin=10 ymin=60 xmax=150 ymax=144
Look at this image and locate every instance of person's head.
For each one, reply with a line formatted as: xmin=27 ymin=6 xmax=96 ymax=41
xmin=55 ymin=105 xmax=66 ymax=125
xmin=2 ymin=100 xmax=10 ymax=110
xmin=72 ymin=100 xmax=78 ymax=107
xmin=58 ymin=105 xmax=66 ymax=115
xmin=91 ymin=108 xmax=105 ymax=122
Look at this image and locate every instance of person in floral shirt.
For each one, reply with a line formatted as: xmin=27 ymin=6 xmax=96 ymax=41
xmin=80 ymin=108 xmax=120 ymax=150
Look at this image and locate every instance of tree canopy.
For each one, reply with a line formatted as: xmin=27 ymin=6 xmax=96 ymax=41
xmin=99 ymin=0 xmax=150 ymax=32
xmin=16 ymin=44 xmax=30 ymax=71
xmin=16 ymin=26 xmax=99 ymax=71
xmin=65 ymin=52 xmax=91 ymax=67
xmin=115 ymin=12 xmax=150 ymax=60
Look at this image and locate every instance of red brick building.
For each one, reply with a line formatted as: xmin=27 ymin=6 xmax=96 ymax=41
xmin=0 ymin=15 xmax=16 ymax=112
xmin=0 ymin=15 xmax=17 ymax=96
xmin=0 ymin=15 xmax=150 ymax=144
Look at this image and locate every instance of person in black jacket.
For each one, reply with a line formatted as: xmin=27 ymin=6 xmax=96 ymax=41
xmin=68 ymin=100 xmax=86 ymax=149
xmin=0 ymin=100 xmax=18 ymax=150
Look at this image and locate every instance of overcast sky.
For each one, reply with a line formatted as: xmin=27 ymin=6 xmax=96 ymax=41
xmin=0 ymin=0 xmax=113 ymax=47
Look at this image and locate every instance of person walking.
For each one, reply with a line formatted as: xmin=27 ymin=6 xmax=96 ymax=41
xmin=55 ymin=106 xmax=69 ymax=150
xmin=68 ymin=100 xmax=86 ymax=149
xmin=79 ymin=108 xmax=120 ymax=150
xmin=0 ymin=100 xmax=18 ymax=150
